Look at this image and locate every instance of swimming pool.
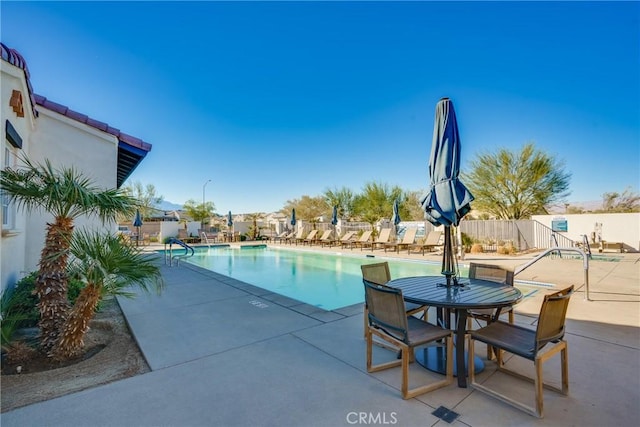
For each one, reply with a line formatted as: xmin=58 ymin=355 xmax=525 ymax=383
xmin=182 ymin=246 xmax=544 ymax=310
xmin=183 ymin=246 xmax=451 ymax=310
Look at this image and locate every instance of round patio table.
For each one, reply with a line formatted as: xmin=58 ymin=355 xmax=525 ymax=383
xmin=387 ymin=275 xmax=523 ymax=388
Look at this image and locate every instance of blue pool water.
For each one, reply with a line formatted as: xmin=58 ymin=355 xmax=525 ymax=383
xmin=181 ymin=246 xmax=544 ymax=311
xmin=183 ymin=246 xmax=451 ymax=310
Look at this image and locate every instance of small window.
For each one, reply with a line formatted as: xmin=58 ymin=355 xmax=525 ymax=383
xmin=2 ymin=144 xmax=16 ymax=229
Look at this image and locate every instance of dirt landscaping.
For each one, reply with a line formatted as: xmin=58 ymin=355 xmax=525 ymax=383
xmin=1 ymin=297 xmax=149 ymax=413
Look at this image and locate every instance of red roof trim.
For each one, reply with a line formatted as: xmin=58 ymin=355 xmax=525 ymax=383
xmin=1 ymin=43 xmax=151 ymax=153
xmin=34 ymin=94 xmax=151 ymax=152
xmin=1 ymin=42 xmax=38 ymax=118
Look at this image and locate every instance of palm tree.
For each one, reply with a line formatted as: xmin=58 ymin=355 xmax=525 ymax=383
xmin=52 ymin=230 xmax=163 ymax=360
xmin=0 ymin=157 xmax=137 ymax=351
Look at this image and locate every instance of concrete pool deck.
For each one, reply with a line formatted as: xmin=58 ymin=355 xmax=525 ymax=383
xmin=2 ymin=243 xmax=639 ymax=426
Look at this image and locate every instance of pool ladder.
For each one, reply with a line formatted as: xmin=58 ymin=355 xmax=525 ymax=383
xmin=164 ymin=238 xmax=195 ymax=266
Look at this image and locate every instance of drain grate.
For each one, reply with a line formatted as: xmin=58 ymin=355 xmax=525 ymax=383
xmin=432 ymin=406 xmax=459 ymax=424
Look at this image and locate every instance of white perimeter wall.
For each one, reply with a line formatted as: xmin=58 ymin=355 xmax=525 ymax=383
xmin=532 ymin=212 xmax=640 ymax=252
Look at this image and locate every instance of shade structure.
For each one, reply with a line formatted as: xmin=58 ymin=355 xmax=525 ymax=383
xmin=391 ymin=199 xmax=401 ymax=238
xmin=133 ymin=209 xmax=143 ymax=246
xmin=420 ymin=98 xmax=474 ymax=286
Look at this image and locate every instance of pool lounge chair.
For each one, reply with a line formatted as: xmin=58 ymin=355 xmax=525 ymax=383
xmin=408 ymin=230 xmax=443 ymax=255
xmin=270 ymin=231 xmax=290 ymax=243
xmin=363 ymin=228 xmax=392 ymax=251
xmin=326 ymin=230 xmax=356 ymax=248
xmin=315 ymin=230 xmax=333 ymax=246
xmin=286 ymin=229 xmax=305 ymax=245
xmin=349 ymin=230 xmax=373 ymax=250
xmin=296 ymin=230 xmax=318 ymax=246
xmin=384 ymin=227 xmax=418 ymax=253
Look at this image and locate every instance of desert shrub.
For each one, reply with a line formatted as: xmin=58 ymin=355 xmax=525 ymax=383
xmin=497 ymin=243 xmax=517 ymax=255
xmin=470 ymin=243 xmax=484 ymax=253
xmin=1 ymin=271 xmax=94 ymax=348
xmin=4 ymin=340 xmax=37 ymax=364
xmin=1 ymin=273 xmax=38 ymax=348
xmin=461 ymin=232 xmax=474 ymax=252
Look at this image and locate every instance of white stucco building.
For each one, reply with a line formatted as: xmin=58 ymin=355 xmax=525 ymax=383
xmin=1 ymin=43 xmax=152 ymax=293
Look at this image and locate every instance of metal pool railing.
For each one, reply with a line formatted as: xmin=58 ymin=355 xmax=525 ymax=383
xmin=164 ymin=238 xmax=195 ymax=266
xmin=514 ymin=247 xmax=591 ymax=301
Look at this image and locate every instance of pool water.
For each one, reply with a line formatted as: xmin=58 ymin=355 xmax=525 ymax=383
xmin=183 ymin=246 xmax=543 ymax=310
xmin=183 ymin=246 xmax=447 ymax=310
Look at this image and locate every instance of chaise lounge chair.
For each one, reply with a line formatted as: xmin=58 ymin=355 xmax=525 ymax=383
xmin=286 ymin=229 xmax=305 ymax=245
xmin=270 ymin=231 xmax=290 ymax=243
xmin=363 ymin=228 xmax=392 ymax=251
xmin=300 ymin=229 xmax=319 ymax=245
xmin=349 ymin=230 xmax=373 ymax=250
xmin=327 ymin=230 xmax=356 ymax=248
xmin=384 ymin=227 xmax=418 ymax=253
xmin=408 ymin=230 xmax=443 ymax=255
xmin=315 ymin=230 xmax=334 ymax=246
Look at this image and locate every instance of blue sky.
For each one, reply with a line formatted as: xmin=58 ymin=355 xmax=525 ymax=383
xmin=2 ymin=1 xmax=639 ymax=214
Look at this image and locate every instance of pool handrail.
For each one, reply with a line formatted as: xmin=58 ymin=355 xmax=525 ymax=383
xmin=514 ymin=247 xmax=590 ymax=301
xmin=164 ymin=238 xmax=195 ymax=266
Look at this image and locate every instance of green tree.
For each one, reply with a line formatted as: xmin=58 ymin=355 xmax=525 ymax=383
xmin=463 ymin=143 xmax=571 ymax=219
xmin=353 ymin=182 xmax=404 ymax=231
xmin=282 ymin=195 xmax=328 ymax=227
xmin=53 ymin=230 xmax=163 ymax=360
xmin=600 ymin=187 xmax=640 ymax=212
xmin=245 ymin=212 xmax=262 ymax=240
xmin=183 ymin=199 xmax=216 ymax=225
xmin=121 ymin=181 xmax=163 ymax=221
xmin=323 ymin=187 xmax=356 ymax=220
xmin=404 ymin=190 xmax=426 ymax=221
xmin=0 ymin=157 xmax=136 ymax=351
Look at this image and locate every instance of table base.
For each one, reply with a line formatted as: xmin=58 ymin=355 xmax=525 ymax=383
xmin=415 ymin=346 xmax=484 ymax=377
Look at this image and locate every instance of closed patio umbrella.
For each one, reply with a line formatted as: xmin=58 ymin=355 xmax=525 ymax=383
xmin=227 ymin=211 xmax=233 ymax=241
xmin=133 ymin=209 xmax=143 ymax=247
xmin=331 ymin=205 xmax=338 ymax=238
xmin=391 ymin=199 xmax=401 ymax=240
xmin=420 ymin=98 xmax=474 ymax=286
xmin=290 ymin=208 xmax=296 ymax=232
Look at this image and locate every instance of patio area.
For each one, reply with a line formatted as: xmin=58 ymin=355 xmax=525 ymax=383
xmin=2 ymin=245 xmax=639 ymax=426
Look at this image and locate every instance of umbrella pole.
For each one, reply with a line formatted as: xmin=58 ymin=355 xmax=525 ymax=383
xmin=441 ymin=226 xmax=456 ymax=286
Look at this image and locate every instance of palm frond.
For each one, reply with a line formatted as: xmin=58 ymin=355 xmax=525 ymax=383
xmin=66 ymin=229 xmax=164 ymax=297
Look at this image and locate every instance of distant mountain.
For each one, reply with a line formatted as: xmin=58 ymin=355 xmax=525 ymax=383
xmin=156 ymin=200 xmax=183 ymax=211
xmin=547 ymin=200 xmax=602 ymax=214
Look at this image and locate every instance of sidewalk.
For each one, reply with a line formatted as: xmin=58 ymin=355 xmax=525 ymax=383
xmin=2 ymin=247 xmax=639 ymax=426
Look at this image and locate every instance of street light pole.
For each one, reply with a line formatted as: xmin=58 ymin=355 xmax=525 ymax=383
xmin=203 ymin=179 xmax=211 ymax=231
